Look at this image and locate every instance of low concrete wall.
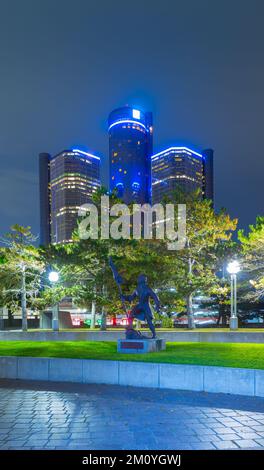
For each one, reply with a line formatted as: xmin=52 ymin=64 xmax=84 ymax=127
xmin=1 ymin=356 xmax=264 ymax=398
xmin=0 ymin=330 xmax=264 ymax=343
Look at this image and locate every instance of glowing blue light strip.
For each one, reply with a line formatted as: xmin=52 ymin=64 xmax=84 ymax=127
xmin=151 ymin=147 xmax=203 ymax=160
xmin=108 ymin=119 xmax=147 ymax=132
xmin=72 ymin=149 xmax=100 ymax=161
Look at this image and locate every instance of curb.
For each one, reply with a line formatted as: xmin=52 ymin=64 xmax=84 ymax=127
xmin=1 ymin=356 xmax=264 ymax=397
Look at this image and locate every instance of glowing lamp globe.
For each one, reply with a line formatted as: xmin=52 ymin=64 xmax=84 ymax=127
xmin=227 ymin=261 xmax=240 ymax=275
xmin=48 ymin=271 xmax=59 ymax=283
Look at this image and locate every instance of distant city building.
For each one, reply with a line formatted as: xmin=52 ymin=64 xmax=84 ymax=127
xmin=39 ymin=149 xmax=100 ymax=245
xmin=39 ymin=153 xmax=51 ymax=246
xmin=202 ymin=148 xmax=214 ymax=201
xmin=151 ymin=147 xmax=214 ymax=204
xmin=109 ymin=106 xmax=153 ymax=204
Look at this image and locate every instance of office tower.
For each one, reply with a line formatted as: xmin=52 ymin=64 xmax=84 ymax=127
xmin=39 ymin=149 xmax=100 ymax=245
xmin=151 ymin=147 xmax=214 ymax=204
xmin=202 ymin=148 xmax=214 ymax=201
xmin=109 ymin=106 xmax=153 ymax=204
xmin=39 ymin=153 xmax=51 ymax=246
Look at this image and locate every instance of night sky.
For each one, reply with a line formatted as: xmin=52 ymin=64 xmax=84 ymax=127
xmin=0 ymin=0 xmax=263 ymax=237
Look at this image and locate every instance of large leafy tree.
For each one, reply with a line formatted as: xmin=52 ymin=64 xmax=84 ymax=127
xmin=166 ymin=190 xmax=237 ymax=328
xmin=41 ymin=187 xmax=122 ymax=329
xmin=51 ymin=187 xmax=171 ymax=326
xmin=239 ymin=216 xmax=264 ymax=299
xmin=0 ymin=225 xmax=45 ymax=331
xmin=38 ymin=187 xmax=237 ymax=332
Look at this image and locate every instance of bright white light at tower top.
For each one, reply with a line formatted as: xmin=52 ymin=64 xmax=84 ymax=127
xmin=132 ymin=109 xmax=140 ymax=119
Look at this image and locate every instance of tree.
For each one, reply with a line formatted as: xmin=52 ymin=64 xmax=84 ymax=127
xmin=0 ymin=225 xmax=44 ymax=331
xmin=239 ymin=216 xmax=264 ymax=299
xmin=166 ymin=190 xmax=237 ymax=328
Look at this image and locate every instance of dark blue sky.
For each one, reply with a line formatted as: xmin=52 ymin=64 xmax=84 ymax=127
xmin=0 ymin=0 xmax=264 ymax=236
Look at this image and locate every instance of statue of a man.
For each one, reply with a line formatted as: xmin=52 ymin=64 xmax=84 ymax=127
xmin=122 ymin=274 xmax=160 ymax=339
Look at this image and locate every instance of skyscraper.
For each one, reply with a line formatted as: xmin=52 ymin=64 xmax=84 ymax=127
xmin=202 ymin=148 xmax=214 ymax=201
xmin=39 ymin=152 xmax=51 ymax=246
xmin=109 ymin=106 xmax=153 ymax=204
xmin=151 ymin=147 xmax=214 ymax=204
xmin=39 ymin=149 xmax=100 ymax=245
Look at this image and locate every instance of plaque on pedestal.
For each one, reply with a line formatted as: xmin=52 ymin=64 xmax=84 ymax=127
xmin=117 ymin=338 xmax=166 ymax=354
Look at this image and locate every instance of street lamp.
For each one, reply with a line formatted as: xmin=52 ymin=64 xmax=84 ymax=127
xmin=227 ymin=260 xmax=240 ymax=330
xmin=49 ymin=270 xmax=60 ymax=332
xmin=48 ymin=271 xmax=59 ymax=283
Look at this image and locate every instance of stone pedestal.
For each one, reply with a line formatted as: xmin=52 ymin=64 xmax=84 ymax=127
xmin=117 ymin=338 xmax=166 ymax=354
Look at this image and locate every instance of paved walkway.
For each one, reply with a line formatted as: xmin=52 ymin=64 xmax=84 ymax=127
xmin=0 ymin=379 xmax=264 ymax=450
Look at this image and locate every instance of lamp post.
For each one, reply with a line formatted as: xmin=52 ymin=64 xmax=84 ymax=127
xmin=48 ymin=271 xmax=60 ymax=331
xmin=227 ymin=261 xmax=240 ymax=330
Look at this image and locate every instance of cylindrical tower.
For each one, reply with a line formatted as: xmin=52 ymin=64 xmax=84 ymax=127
xmin=108 ymin=106 xmax=153 ymax=204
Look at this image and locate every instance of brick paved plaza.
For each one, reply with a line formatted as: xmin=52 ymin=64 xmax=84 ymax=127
xmin=0 ymin=379 xmax=264 ymax=450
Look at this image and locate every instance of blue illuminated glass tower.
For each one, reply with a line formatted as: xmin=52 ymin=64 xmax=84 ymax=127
xmin=39 ymin=149 xmax=101 ymax=245
xmin=109 ymin=106 xmax=153 ymax=204
xmin=151 ymin=147 xmax=214 ymax=204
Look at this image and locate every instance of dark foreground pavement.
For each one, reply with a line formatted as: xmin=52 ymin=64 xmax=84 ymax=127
xmin=0 ymin=379 xmax=264 ymax=450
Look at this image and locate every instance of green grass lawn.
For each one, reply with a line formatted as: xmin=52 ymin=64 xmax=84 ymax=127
xmin=1 ymin=341 xmax=264 ymax=369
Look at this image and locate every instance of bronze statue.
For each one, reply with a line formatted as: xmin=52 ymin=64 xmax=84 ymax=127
xmin=109 ymin=258 xmax=160 ymax=339
xmin=122 ymin=274 xmax=160 ymax=339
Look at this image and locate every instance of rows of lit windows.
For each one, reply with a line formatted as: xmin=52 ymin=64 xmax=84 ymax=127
xmin=49 ymin=150 xmax=101 ymax=244
xmin=121 ymin=124 xmax=145 ymax=133
xmin=52 ymin=183 xmax=99 ymax=191
xmin=152 ymin=174 xmax=200 ymax=185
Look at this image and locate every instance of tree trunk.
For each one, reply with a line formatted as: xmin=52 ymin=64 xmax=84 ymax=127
xmin=21 ymin=265 xmax=27 ymax=331
xmin=39 ymin=310 xmax=44 ymax=329
xmin=186 ymin=293 xmax=195 ymax=329
xmin=8 ymin=309 xmax=13 ymax=328
xmin=91 ymin=300 xmax=96 ymax=329
xmin=100 ymin=306 xmax=107 ymax=331
xmin=100 ymin=284 xmax=107 ymax=331
xmin=186 ymin=249 xmax=195 ymax=330
xmin=0 ymin=307 xmax=4 ymax=330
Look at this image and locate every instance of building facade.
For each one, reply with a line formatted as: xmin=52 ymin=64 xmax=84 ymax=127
xmin=109 ymin=106 xmax=153 ymax=204
xmin=151 ymin=147 xmax=214 ymax=204
xmin=39 ymin=152 xmax=51 ymax=246
xmin=39 ymin=149 xmax=100 ymax=245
